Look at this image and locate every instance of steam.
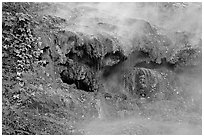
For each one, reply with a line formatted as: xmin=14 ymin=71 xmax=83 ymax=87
xmin=42 ymin=2 xmax=202 ymax=135
xmin=47 ymin=2 xmax=201 ymax=51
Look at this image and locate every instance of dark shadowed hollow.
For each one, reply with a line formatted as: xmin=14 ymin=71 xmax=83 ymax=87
xmin=2 ymin=2 xmax=202 ymax=135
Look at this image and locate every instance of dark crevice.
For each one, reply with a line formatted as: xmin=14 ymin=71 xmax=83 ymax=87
xmin=60 ymin=70 xmax=93 ymax=92
xmin=102 ymin=51 xmax=127 ymax=78
xmin=75 ymin=80 xmax=91 ymax=92
xmin=134 ymin=58 xmax=176 ymax=70
xmin=102 ymin=61 xmax=125 ymax=78
xmin=104 ymin=50 xmax=127 ymax=60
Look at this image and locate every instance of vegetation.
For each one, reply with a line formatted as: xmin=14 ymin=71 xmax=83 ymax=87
xmin=2 ymin=2 xmax=201 ymax=135
xmin=2 ymin=2 xmax=95 ymax=135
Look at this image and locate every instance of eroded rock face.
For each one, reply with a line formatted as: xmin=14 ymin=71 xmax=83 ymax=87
xmin=123 ymin=68 xmax=174 ymax=102
xmin=38 ymin=27 xmax=127 ymax=92
xmin=37 ymin=14 xmax=201 ymax=103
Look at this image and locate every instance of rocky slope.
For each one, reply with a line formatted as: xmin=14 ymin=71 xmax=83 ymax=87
xmin=2 ymin=2 xmax=202 ymax=135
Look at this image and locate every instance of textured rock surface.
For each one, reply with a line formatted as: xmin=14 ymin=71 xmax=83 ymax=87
xmin=123 ymin=67 xmax=178 ymax=102
xmin=31 ymin=4 xmax=202 ymax=135
xmin=3 ymin=2 xmax=201 ymax=135
xmin=36 ymin=13 xmax=201 ymax=97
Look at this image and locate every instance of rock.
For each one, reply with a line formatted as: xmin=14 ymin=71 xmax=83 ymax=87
xmin=36 ymin=13 xmax=201 ymax=98
xmin=37 ymin=26 xmax=127 ymax=92
xmin=123 ymin=67 xmax=174 ymax=102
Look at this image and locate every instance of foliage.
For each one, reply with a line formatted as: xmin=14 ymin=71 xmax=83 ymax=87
xmin=2 ymin=2 xmax=51 ymax=15
xmin=2 ymin=2 xmax=86 ymax=135
xmin=2 ymin=66 xmax=84 ymax=134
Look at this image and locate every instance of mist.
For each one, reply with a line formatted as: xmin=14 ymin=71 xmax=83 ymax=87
xmin=45 ymin=2 xmax=201 ymax=52
xmin=41 ymin=2 xmax=202 ymax=135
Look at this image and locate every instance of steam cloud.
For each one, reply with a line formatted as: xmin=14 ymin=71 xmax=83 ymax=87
xmin=47 ymin=2 xmax=201 ymax=52
xmin=43 ymin=2 xmax=202 ymax=135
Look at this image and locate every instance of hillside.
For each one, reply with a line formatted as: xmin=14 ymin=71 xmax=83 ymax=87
xmin=2 ymin=2 xmax=202 ymax=135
